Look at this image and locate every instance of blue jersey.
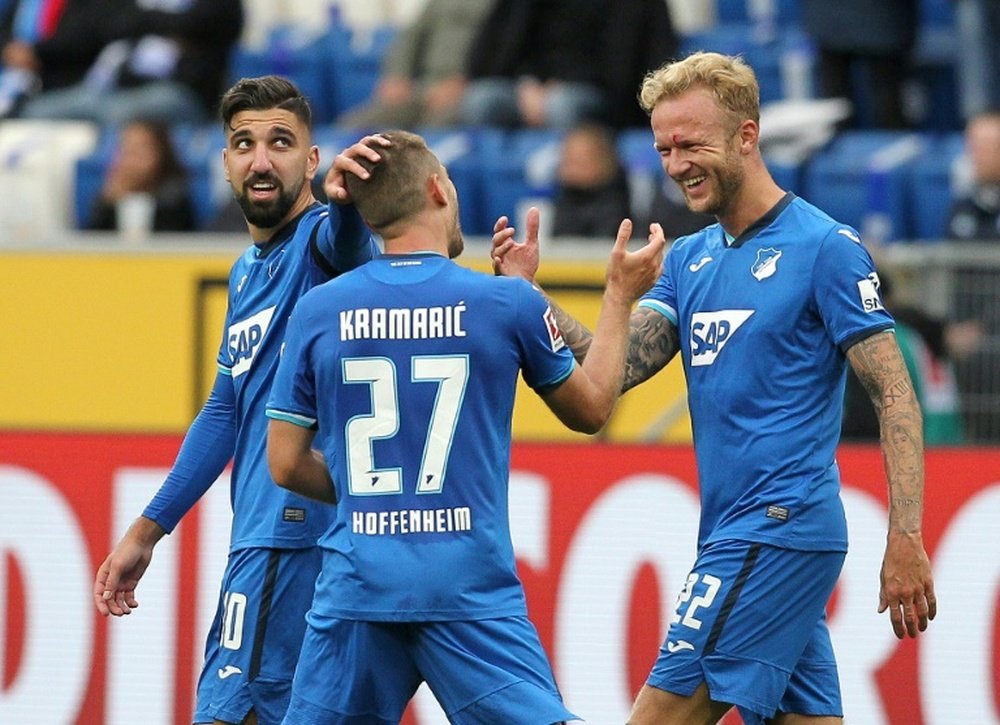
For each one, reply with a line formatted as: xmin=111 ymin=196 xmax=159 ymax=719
xmin=640 ymin=194 xmax=893 ymax=552
xmin=267 ymin=253 xmax=575 ymax=621
xmin=217 ymin=203 xmax=376 ymax=551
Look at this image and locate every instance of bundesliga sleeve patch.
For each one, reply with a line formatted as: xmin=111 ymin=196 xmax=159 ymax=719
xmin=857 ymin=273 xmax=885 ymax=313
xmin=543 ymin=306 xmax=566 ymax=352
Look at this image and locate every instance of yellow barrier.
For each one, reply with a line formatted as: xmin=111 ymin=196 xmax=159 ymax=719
xmin=0 ymin=248 xmax=691 ymax=442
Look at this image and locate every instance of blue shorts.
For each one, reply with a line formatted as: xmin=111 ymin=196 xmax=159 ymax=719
xmin=646 ymin=540 xmax=846 ymax=722
xmin=193 ymin=546 xmax=321 ymax=725
xmin=282 ymin=615 xmax=579 ymax=724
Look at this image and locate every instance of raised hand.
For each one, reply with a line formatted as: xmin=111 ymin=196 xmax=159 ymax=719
xmin=605 ymin=220 xmax=666 ymax=305
xmin=324 ymin=133 xmax=391 ymax=204
xmin=491 ymin=206 xmax=541 ymax=282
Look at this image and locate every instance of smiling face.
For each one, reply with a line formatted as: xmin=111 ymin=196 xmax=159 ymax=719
xmin=650 ymin=87 xmax=748 ymax=220
xmin=223 ymin=108 xmax=319 ymax=237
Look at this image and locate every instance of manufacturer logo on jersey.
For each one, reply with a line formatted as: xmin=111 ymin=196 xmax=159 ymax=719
xmin=857 ymin=272 xmax=884 ymax=313
xmin=228 ymin=306 xmax=277 ymax=377
xmin=543 ymin=306 xmax=566 ymax=352
xmin=667 ymin=640 xmax=695 ymax=653
xmin=236 ymin=274 xmax=248 ymax=293
xmin=217 ymin=665 xmax=243 ymax=680
xmin=751 ymin=248 xmax=782 ymax=280
xmin=690 ymin=310 xmax=754 ymax=366
xmin=838 ymin=228 xmax=861 ymax=244
xmin=688 ymin=255 xmax=713 ymax=272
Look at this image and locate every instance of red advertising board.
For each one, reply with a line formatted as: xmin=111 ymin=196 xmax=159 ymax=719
xmin=1 ymin=432 xmax=997 ymax=724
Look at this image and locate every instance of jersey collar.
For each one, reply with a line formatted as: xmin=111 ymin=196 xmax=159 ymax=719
xmin=726 ymin=192 xmax=795 ymax=248
xmin=254 ymin=201 xmax=324 ymax=259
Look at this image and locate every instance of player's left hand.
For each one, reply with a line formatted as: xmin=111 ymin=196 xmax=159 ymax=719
xmin=878 ymin=530 xmax=937 ymax=638
xmin=324 ymin=133 xmax=391 ymax=204
xmin=491 ymin=207 xmax=541 ymax=282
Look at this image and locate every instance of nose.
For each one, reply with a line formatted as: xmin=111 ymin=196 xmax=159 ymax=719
xmin=250 ymin=144 xmax=273 ymax=174
xmin=664 ymin=149 xmax=691 ymax=179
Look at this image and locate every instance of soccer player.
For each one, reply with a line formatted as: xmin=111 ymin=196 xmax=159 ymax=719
xmin=492 ymin=52 xmax=937 ymax=725
xmin=91 ymin=76 xmax=380 ymax=725
xmin=265 ymin=130 xmax=665 ymax=723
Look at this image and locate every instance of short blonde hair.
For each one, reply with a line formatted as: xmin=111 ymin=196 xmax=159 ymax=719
xmin=639 ymin=52 xmax=760 ymax=126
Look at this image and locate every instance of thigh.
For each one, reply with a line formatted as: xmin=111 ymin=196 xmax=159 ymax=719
xmin=415 ymin=617 xmax=579 ymax=724
xmin=284 ymin=618 xmax=421 ymax=725
xmin=646 ymin=542 xmax=844 ymax=722
xmin=195 ymin=547 xmax=321 ymax=725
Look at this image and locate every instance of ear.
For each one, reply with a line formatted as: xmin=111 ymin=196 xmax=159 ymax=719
xmin=305 ymin=145 xmax=320 ymax=181
xmin=428 ymin=173 xmax=449 ymax=207
xmin=738 ymin=119 xmax=759 ymax=154
xmin=222 ymin=148 xmax=231 ymax=182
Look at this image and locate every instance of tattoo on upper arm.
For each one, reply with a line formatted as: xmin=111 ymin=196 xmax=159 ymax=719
xmin=847 ymin=331 xmax=913 ymax=413
xmin=623 ymin=307 xmax=680 ymax=392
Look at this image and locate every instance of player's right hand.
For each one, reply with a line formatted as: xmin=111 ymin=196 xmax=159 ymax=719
xmin=325 ymin=133 xmax=391 ymax=203
xmin=491 ymin=207 xmax=541 ymax=282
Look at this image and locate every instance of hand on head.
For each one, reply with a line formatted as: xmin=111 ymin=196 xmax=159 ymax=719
xmin=325 ymin=133 xmax=391 ymax=204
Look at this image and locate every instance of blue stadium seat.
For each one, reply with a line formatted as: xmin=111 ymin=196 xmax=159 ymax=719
xmin=475 ymin=128 xmax=564 ymax=236
xmin=802 ymin=131 xmax=928 ymax=241
xmin=910 ymin=132 xmax=964 ymax=240
xmin=325 ymin=25 xmax=398 ymax=121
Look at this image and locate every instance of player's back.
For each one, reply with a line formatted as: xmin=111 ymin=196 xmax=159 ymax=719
xmin=286 ymin=252 xmax=572 ymax=621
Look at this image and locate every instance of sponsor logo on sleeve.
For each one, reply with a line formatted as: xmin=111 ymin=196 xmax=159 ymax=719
xmin=543 ymin=306 xmax=566 ymax=352
xmin=857 ymin=273 xmax=884 ymax=313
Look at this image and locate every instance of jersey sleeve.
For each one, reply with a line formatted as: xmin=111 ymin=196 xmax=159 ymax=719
xmin=141 ymin=371 xmax=236 ymax=532
xmin=637 ymin=245 xmax=679 ymax=325
xmin=513 ymin=279 xmax=576 ymax=393
xmin=813 ymin=227 xmax=895 ymax=351
xmin=266 ymin=303 xmax=318 ymax=428
xmin=316 ymin=201 xmax=380 ymax=274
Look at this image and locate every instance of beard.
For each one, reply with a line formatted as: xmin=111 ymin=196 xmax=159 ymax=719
xmin=235 ymin=174 xmax=303 ymax=229
xmin=446 ymin=216 xmax=464 ymax=259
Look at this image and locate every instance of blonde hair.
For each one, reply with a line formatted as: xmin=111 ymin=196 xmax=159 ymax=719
xmin=639 ymin=52 xmax=760 ymax=126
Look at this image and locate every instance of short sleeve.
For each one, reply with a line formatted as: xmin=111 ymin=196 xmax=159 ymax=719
xmin=513 ymin=280 xmax=576 ymax=393
xmin=813 ymin=228 xmax=895 ymax=351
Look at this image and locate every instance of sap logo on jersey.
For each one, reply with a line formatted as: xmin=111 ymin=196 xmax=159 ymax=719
xmin=228 ymin=306 xmax=276 ymax=376
xmin=858 ymin=273 xmax=884 ymax=313
xmin=690 ymin=310 xmax=754 ymax=366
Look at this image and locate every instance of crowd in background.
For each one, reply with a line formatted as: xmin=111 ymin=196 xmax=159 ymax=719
xmin=0 ymin=0 xmax=998 ymax=441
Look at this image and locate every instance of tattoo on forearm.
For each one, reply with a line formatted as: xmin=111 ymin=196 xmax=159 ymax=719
xmin=549 ymin=299 xmax=592 ymax=364
xmin=622 ymin=309 xmax=680 ymax=392
xmin=847 ymin=331 xmax=926 ymax=534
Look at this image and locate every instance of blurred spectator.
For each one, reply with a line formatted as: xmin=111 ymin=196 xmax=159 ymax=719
xmin=461 ymin=0 xmax=678 ymax=130
xmin=801 ymin=0 xmax=918 ymax=129
xmin=842 ymin=268 xmax=982 ymax=444
xmin=948 ymin=111 xmax=1000 ymax=240
xmin=19 ymin=0 xmax=242 ymax=125
xmin=953 ymin=0 xmax=1000 ymax=120
xmin=87 ymin=120 xmax=196 ymax=233
xmin=637 ymin=177 xmax=715 ymax=240
xmin=337 ymin=0 xmax=494 ymax=130
xmin=0 ymin=0 xmax=104 ymax=117
xmin=551 ymin=124 xmax=631 ymax=238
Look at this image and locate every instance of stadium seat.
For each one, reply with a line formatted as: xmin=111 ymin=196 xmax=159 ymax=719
xmin=909 ymin=132 xmax=965 ymax=240
xmin=476 ymin=128 xmax=564 ymax=237
xmin=802 ymin=131 xmax=927 ymax=242
xmin=325 ymin=25 xmax=398 ymax=121
xmin=0 ymin=120 xmax=99 ymax=238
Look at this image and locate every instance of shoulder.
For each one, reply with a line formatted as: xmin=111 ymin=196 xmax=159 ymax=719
xmin=786 ymin=196 xmax=868 ymax=249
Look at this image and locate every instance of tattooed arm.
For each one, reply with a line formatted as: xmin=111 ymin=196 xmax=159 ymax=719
xmin=847 ymin=329 xmax=937 ymax=639
xmin=492 ymin=208 xmax=680 ymax=391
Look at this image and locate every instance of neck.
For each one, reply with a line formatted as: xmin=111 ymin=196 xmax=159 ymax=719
xmin=717 ymin=166 xmax=785 ymax=238
xmin=381 ymin=215 xmax=450 ymax=257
